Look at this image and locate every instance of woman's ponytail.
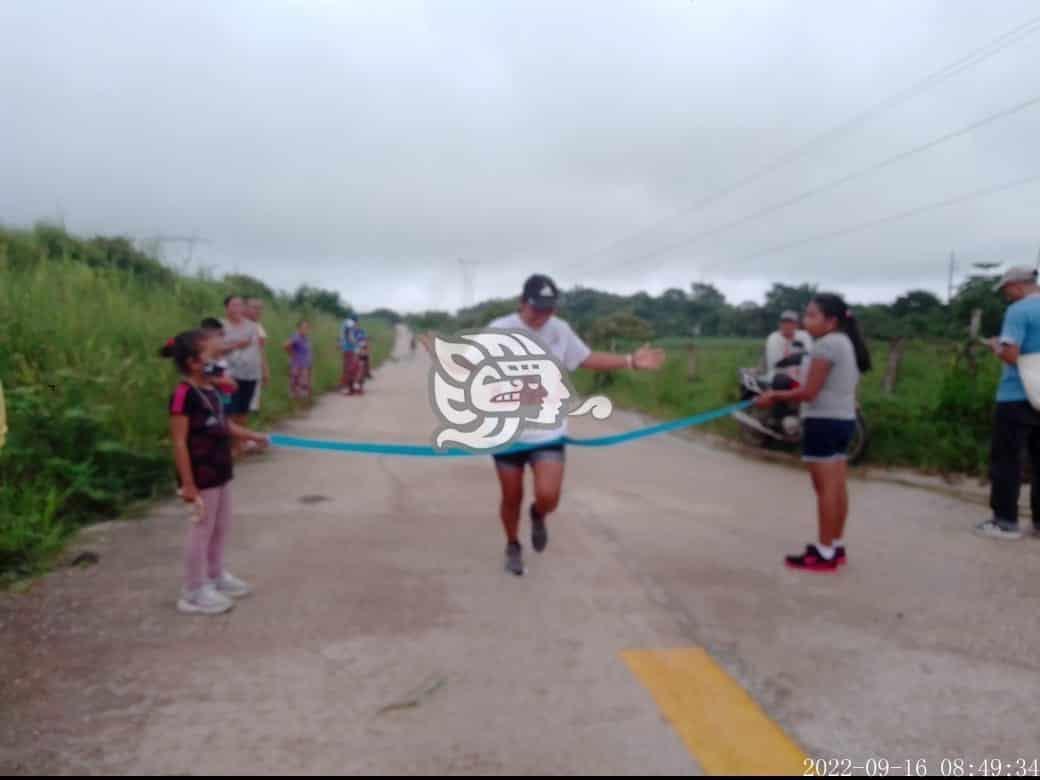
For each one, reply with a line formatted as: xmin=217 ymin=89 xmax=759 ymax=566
xmin=813 ymin=293 xmax=872 ymax=373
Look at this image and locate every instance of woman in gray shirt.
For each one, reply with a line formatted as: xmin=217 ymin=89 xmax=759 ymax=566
xmin=756 ymin=294 xmax=872 ymax=572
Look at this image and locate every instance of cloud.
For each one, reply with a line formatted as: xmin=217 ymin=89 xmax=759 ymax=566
xmin=2 ymin=0 xmax=1038 ymax=311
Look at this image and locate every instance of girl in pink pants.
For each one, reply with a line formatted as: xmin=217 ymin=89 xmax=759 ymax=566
xmin=162 ymin=329 xmax=269 ymax=615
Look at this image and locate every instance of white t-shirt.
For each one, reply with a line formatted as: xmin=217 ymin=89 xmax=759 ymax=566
xmin=249 ymin=323 xmax=268 ymax=411
xmin=765 ymin=330 xmax=813 ymax=381
xmin=222 ymin=318 xmax=262 ymax=381
xmin=487 ymin=312 xmax=592 ymax=444
xmin=804 ymin=332 xmax=859 ymax=420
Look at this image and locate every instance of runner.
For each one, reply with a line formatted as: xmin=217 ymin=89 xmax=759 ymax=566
xmin=487 ymin=274 xmax=665 ymax=576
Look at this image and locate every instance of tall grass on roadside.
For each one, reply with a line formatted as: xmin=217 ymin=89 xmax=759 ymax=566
xmin=0 ymin=225 xmax=390 ymax=581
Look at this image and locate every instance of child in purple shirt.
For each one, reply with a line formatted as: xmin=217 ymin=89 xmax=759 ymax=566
xmin=284 ymin=320 xmax=313 ymax=400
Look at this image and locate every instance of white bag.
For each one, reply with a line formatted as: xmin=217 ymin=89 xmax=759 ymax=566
xmin=1017 ymin=353 xmax=1040 ymax=410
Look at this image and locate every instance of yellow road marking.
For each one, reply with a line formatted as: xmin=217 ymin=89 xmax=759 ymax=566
xmin=621 ymin=648 xmax=809 ymax=776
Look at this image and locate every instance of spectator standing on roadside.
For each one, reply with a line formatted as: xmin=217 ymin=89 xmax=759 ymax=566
xmin=245 ymin=298 xmax=270 ymax=416
xmin=221 ymin=295 xmax=261 ymax=455
xmin=977 ymin=266 xmax=1040 ymax=541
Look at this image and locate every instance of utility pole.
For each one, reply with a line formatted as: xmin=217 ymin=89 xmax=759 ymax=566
xmin=459 ymin=258 xmax=479 ymax=309
xmin=947 ymin=251 xmax=957 ymax=304
xmin=140 ymin=233 xmax=210 ymax=265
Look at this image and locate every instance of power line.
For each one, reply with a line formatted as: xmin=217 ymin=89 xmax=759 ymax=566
xmin=705 ymin=171 xmax=1040 ymax=267
xmin=584 ymin=92 xmax=1040 ymax=276
xmin=562 ymin=12 xmax=1040 ymax=274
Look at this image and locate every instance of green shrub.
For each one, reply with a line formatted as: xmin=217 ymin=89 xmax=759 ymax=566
xmin=0 ymin=225 xmax=391 ymax=581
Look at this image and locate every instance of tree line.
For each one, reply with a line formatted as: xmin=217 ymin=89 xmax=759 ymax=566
xmin=405 ymin=277 xmax=1009 ymax=346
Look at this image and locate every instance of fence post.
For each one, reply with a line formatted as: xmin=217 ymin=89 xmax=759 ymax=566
xmin=882 ymin=338 xmax=905 ymax=395
xmin=969 ymin=308 xmax=982 ymax=339
xmin=960 ymin=308 xmax=984 ymax=373
xmin=686 ymin=345 xmax=698 ymax=381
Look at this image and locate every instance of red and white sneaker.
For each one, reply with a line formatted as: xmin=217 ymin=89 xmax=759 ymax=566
xmin=785 ymin=544 xmax=839 ymax=572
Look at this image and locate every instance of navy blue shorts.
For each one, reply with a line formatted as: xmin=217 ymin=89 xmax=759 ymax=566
xmin=228 ymin=380 xmax=257 ymax=415
xmin=493 ymin=442 xmax=566 ymax=470
xmin=802 ymin=418 xmax=856 ymax=462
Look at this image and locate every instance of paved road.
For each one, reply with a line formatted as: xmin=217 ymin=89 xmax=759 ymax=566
xmin=3 ymin=325 xmax=1038 ymax=775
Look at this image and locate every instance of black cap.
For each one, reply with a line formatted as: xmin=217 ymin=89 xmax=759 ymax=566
xmin=522 ymin=274 xmax=560 ymax=311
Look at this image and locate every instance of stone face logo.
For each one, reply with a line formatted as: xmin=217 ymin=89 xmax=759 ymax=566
xmin=428 ymin=329 xmax=612 ymax=451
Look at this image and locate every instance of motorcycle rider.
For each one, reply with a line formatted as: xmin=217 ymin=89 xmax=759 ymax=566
xmin=765 ymin=310 xmax=813 ymax=384
xmin=763 ymin=311 xmax=812 ymax=428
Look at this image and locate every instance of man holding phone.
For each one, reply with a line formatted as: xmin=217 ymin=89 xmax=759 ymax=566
xmin=978 ymin=266 xmax=1040 ymax=540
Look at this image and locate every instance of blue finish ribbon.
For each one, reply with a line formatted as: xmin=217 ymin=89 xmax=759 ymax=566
xmin=269 ymin=401 xmax=751 ymax=457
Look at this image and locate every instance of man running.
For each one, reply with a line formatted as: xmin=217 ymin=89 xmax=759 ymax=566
xmin=487 ymin=274 xmax=665 ymax=576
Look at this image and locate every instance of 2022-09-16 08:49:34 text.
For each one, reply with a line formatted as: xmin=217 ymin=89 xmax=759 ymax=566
xmin=804 ymin=757 xmax=1040 ymax=776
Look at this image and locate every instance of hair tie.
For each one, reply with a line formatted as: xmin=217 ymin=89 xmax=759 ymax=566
xmin=166 ymin=337 xmax=175 ymax=347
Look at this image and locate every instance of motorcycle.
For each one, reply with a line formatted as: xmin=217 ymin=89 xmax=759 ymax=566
xmin=734 ymin=358 xmax=869 ymax=465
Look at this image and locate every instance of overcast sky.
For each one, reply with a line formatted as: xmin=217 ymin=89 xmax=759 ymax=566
xmin=3 ymin=0 xmax=1039 ymax=312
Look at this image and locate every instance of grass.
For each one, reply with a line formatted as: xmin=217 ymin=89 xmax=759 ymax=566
xmin=0 ymin=225 xmax=392 ymax=582
xmin=573 ymin=336 xmax=999 ymax=475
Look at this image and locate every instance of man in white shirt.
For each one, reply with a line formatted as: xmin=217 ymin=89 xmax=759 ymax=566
xmin=486 ymin=274 xmax=665 ymax=576
xmin=765 ymin=310 xmax=813 ymax=384
xmin=246 ymin=298 xmax=270 ymax=415
xmin=221 ymin=296 xmax=261 ymax=457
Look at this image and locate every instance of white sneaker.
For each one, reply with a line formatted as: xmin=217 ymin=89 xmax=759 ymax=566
xmin=214 ymin=571 xmax=252 ymax=599
xmin=974 ymin=519 xmax=1023 ymax=541
xmin=178 ymin=584 xmax=234 ymax=615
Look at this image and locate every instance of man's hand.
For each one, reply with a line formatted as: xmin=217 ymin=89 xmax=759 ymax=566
xmin=632 ymin=344 xmax=666 ymax=371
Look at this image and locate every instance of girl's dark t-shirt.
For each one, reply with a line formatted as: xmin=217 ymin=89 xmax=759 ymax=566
xmin=169 ymin=381 xmax=232 ymax=489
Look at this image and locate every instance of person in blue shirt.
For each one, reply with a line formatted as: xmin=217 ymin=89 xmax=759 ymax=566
xmin=978 ymin=266 xmax=1040 ymax=540
xmin=340 ymin=317 xmax=359 ymax=396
